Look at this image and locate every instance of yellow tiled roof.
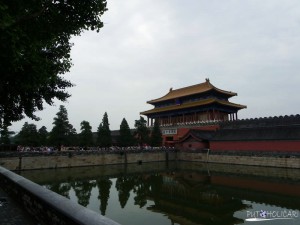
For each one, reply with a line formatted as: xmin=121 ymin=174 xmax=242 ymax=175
xmin=140 ymin=98 xmax=247 ymax=116
xmin=147 ymin=79 xmax=237 ymax=104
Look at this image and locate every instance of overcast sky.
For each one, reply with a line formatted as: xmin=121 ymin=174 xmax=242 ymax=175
xmin=11 ymin=0 xmax=300 ymax=133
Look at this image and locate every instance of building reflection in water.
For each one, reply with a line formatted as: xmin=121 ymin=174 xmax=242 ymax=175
xmin=147 ymin=173 xmax=246 ymax=225
xmin=21 ymin=162 xmax=300 ymax=225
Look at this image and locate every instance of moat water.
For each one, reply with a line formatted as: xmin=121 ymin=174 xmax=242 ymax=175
xmin=20 ymin=162 xmax=300 ymax=225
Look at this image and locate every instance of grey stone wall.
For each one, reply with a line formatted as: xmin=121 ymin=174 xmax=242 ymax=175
xmin=0 ymin=151 xmax=172 ymax=171
xmin=178 ymin=152 xmax=300 ymax=168
xmin=1 ymin=150 xmax=299 ymax=171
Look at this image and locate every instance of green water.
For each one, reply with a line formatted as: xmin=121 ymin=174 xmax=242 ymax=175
xmin=20 ymin=162 xmax=300 ymax=225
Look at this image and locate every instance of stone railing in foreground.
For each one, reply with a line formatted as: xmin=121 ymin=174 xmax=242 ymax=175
xmin=0 ymin=166 xmax=121 ymax=225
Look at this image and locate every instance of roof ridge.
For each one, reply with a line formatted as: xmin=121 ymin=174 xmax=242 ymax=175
xmin=147 ymin=79 xmax=238 ymax=104
xmin=171 ymin=80 xmax=209 ymax=92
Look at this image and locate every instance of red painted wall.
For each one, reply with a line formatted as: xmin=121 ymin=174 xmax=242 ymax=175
xmin=166 ymin=125 xmax=219 ymax=141
xmin=211 ymin=140 xmax=300 ymax=152
xmin=175 ymin=127 xmax=190 ymax=141
xmin=162 ymin=125 xmax=219 ymax=146
xmin=177 ymin=140 xmax=208 ymax=151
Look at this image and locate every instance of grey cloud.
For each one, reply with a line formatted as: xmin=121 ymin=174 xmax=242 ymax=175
xmin=11 ymin=0 xmax=300 ymax=133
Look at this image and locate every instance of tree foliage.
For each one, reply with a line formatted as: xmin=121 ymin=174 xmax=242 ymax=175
xmin=134 ymin=116 xmax=149 ymax=146
xmin=0 ymin=125 xmax=14 ymax=144
xmin=49 ymin=105 xmax=76 ymax=147
xmin=38 ymin=126 xmax=48 ymax=146
xmin=97 ymin=112 xmax=111 ymax=147
xmin=15 ymin=122 xmax=39 ymax=146
xmin=118 ymin=118 xmax=135 ymax=147
xmin=150 ymin=120 xmax=162 ymax=147
xmin=0 ymin=0 xmax=107 ymax=127
xmin=79 ymin=120 xmax=94 ymax=147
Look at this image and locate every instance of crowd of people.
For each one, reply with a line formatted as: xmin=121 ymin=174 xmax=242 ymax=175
xmin=16 ymin=145 xmax=175 ymax=153
xmin=17 ymin=145 xmax=56 ymax=152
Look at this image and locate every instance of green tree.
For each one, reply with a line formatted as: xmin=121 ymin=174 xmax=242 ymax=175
xmin=16 ymin=122 xmax=39 ymax=146
xmin=38 ymin=126 xmax=48 ymax=146
xmin=67 ymin=125 xmax=78 ymax=146
xmin=0 ymin=125 xmax=14 ymax=144
xmin=134 ymin=116 xmax=149 ymax=147
xmin=118 ymin=118 xmax=135 ymax=147
xmin=0 ymin=1 xmax=107 ymax=127
xmin=97 ymin=112 xmax=112 ymax=147
xmin=79 ymin=120 xmax=94 ymax=147
xmin=150 ymin=120 xmax=163 ymax=147
xmin=49 ymin=105 xmax=76 ymax=147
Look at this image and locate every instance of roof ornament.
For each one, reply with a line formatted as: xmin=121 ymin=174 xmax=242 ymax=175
xmin=169 ymin=87 xmax=173 ymax=92
xmin=205 ymin=78 xmax=210 ymax=83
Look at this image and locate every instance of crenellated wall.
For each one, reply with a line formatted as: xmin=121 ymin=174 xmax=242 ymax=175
xmin=219 ymin=114 xmax=300 ymax=129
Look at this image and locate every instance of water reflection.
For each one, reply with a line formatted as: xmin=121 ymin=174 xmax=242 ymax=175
xmin=97 ymin=178 xmax=112 ymax=215
xmin=20 ymin=162 xmax=300 ymax=225
xmin=45 ymin=182 xmax=71 ymax=199
xmin=115 ymin=176 xmax=134 ymax=208
xmin=73 ymin=180 xmax=96 ymax=207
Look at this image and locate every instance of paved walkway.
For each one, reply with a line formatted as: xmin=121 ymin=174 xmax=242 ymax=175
xmin=0 ymin=187 xmax=37 ymax=225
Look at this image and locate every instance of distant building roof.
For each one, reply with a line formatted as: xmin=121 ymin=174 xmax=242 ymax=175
xmin=147 ymin=78 xmax=237 ymax=104
xmin=141 ymin=98 xmax=246 ymax=116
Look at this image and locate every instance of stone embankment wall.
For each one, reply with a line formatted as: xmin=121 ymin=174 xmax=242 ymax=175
xmin=0 ymin=151 xmax=176 ymax=171
xmin=0 ymin=166 xmax=120 ymax=225
xmin=178 ymin=152 xmax=300 ymax=168
xmin=0 ymin=150 xmax=299 ymax=170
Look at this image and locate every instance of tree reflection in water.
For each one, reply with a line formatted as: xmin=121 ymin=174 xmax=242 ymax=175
xmin=43 ymin=173 xmax=246 ymax=224
xmin=26 ymin=163 xmax=299 ymax=225
xmin=115 ymin=176 xmax=134 ymax=208
xmin=96 ymin=178 xmax=112 ymax=215
xmin=45 ymin=182 xmax=71 ymax=199
xmin=71 ymin=180 xmax=96 ymax=207
xmin=115 ymin=174 xmax=164 ymax=209
xmin=132 ymin=175 xmax=151 ymax=208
